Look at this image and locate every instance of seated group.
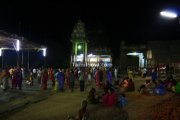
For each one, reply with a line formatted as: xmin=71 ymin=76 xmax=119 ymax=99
xmin=87 ymin=84 xmax=128 ymax=107
xmin=119 ymin=77 xmax=135 ymax=92
xmin=87 ymin=77 xmax=136 ymax=107
xmin=87 ymin=75 xmax=180 ymax=107
xmin=137 ymin=75 xmax=180 ymax=95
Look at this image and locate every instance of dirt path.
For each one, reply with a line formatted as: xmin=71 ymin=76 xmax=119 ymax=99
xmin=124 ymin=92 xmax=174 ymax=120
xmin=4 ymin=90 xmax=88 ymax=120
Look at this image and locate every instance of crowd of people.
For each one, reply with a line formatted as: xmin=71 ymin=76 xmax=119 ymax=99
xmin=0 ymin=67 xmax=23 ymax=91
xmin=0 ymin=66 xmax=119 ymax=92
xmin=0 ymin=66 xmax=180 ymax=120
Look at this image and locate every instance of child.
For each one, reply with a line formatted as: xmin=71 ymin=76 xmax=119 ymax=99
xmin=118 ymin=93 xmax=128 ymax=107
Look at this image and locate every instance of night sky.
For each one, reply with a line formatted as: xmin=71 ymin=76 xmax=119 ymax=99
xmin=1 ymin=0 xmax=180 ymax=67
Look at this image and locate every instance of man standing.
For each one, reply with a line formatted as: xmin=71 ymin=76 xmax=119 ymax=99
xmin=16 ymin=67 xmax=23 ymax=90
xmin=70 ymin=70 xmax=75 ymax=92
xmin=33 ymin=68 xmax=37 ymax=79
xmin=107 ymin=69 xmax=112 ymax=86
xmin=142 ymin=68 xmax=147 ymax=78
xmin=151 ymin=68 xmax=157 ymax=86
xmin=41 ymin=69 xmax=48 ymax=90
xmin=56 ymin=69 xmax=65 ymax=92
xmin=114 ymin=67 xmax=118 ymax=81
xmin=79 ymin=70 xmax=85 ymax=92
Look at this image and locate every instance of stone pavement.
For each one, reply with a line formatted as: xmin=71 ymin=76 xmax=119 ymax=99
xmin=0 ymin=79 xmax=54 ymax=115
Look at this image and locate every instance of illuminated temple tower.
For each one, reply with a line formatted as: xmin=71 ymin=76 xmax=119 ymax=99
xmin=70 ymin=20 xmax=88 ymax=67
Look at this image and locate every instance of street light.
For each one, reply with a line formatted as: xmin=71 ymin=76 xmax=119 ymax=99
xmin=127 ymin=52 xmax=139 ymax=56
xmin=16 ymin=39 xmax=20 ymax=51
xmin=160 ymin=10 xmax=178 ymax=18
xmin=42 ymin=48 xmax=47 ymax=67
xmin=42 ymin=48 xmax=47 ymax=57
xmin=16 ymin=39 xmax=20 ymax=66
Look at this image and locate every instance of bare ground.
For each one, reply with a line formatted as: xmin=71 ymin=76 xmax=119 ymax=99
xmin=1 ymin=77 xmax=176 ymax=120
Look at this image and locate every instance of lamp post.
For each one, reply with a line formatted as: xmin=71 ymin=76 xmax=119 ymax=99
xmin=21 ymin=37 xmax=24 ymax=67
xmin=160 ymin=10 xmax=179 ymax=74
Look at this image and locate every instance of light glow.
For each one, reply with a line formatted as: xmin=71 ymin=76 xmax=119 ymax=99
xmin=0 ymin=49 xmax=2 ymax=56
xmin=160 ymin=11 xmax=177 ymax=18
xmin=42 ymin=48 xmax=47 ymax=57
xmin=16 ymin=39 xmax=20 ymax=51
xmin=77 ymin=54 xmax=83 ymax=62
xmin=101 ymin=58 xmax=111 ymax=62
xmin=89 ymin=58 xmax=98 ymax=62
xmin=78 ymin=45 xmax=82 ymax=50
xmin=88 ymin=53 xmax=96 ymax=57
xmin=88 ymin=53 xmax=93 ymax=56
xmin=127 ymin=52 xmax=139 ymax=56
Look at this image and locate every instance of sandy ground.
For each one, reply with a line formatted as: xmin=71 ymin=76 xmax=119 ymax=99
xmin=124 ymin=91 xmax=174 ymax=120
xmin=2 ymin=77 xmax=175 ymax=120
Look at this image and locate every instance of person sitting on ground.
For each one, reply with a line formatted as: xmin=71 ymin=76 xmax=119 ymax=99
xmin=120 ymin=77 xmax=129 ymax=88
xmin=118 ymin=93 xmax=128 ymax=107
xmin=25 ymin=72 xmax=33 ymax=86
xmin=119 ymin=77 xmax=129 ymax=92
xmin=138 ymin=79 xmax=152 ymax=94
xmin=101 ymin=82 xmax=108 ymax=97
xmin=175 ymin=82 xmax=180 ymax=94
xmin=154 ymin=80 xmax=166 ymax=95
xmin=170 ymin=76 xmax=177 ymax=92
xmin=166 ymin=75 xmax=177 ymax=92
xmin=76 ymin=100 xmax=89 ymax=120
xmin=102 ymin=88 xmax=117 ymax=107
xmin=67 ymin=116 xmax=76 ymax=120
xmin=126 ymin=78 xmax=135 ymax=92
xmin=87 ymin=87 xmax=99 ymax=104
xmin=163 ymin=78 xmax=169 ymax=88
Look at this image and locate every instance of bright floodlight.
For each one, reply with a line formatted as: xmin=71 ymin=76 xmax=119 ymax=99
xmin=0 ymin=49 xmax=2 ymax=56
xmin=160 ymin=11 xmax=177 ymax=18
xmin=127 ymin=52 xmax=139 ymax=56
xmin=16 ymin=39 xmax=20 ymax=51
xmin=43 ymin=48 xmax=47 ymax=57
